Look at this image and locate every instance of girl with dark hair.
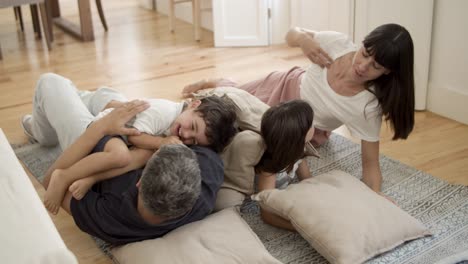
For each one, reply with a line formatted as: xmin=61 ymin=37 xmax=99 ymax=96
xmin=182 ymin=23 xmax=415 ymax=198
xmin=257 ymin=100 xmax=314 ymax=175
xmin=256 ymin=100 xmax=316 ymax=230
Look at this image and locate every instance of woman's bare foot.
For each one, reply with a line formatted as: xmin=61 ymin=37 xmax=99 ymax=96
xmin=181 ymin=79 xmax=214 ymax=97
xmin=69 ymin=178 xmax=95 ymax=200
xmin=311 ymin=130 xmax=331 ymax=147
xmin=181 ymin=78 xmax=238 ymax=97
xmin=44 ymin=169 xmax=69 ymax=215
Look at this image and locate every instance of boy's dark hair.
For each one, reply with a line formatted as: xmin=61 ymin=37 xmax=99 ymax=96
xmin=257 ymin=100 xmax=314 ymax=174
xmin=195 ymin=96 xmax=237 ymax=153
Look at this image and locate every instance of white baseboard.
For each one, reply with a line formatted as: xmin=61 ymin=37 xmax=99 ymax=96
xmin=427 ymin=83 xmax=468 ymax=124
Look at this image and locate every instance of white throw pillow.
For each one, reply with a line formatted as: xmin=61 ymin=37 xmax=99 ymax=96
xmin=112 ymin=207 xmax=281 ymax=264
xmin=252 ymin=170 xmax=431 ymax=264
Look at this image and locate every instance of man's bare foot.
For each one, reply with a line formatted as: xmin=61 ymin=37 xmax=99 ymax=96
xmin=44 ymin=169 xmax=69 ymax=215
xmin=69 ymin=178 xmax=95 ymax=200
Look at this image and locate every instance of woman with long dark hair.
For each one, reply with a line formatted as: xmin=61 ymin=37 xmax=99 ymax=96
xmin=182 ymin=23 xmax=415 ymax=199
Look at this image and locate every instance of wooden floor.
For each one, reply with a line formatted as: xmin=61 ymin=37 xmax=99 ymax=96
xmin=1 ymin=1 xmax=467 ymax=263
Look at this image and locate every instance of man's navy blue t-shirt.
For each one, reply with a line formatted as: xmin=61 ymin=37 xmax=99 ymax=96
xmin=70 ymin=136 xmax=224 ymax=246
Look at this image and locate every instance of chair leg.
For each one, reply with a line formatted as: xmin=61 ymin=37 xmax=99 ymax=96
xmin=95 ymin=0 xmax=108 ymax=31
xmin=169 ymin=0 xmax=175 ymax=33
xmin=31 ymin=4 xmax=42 ymax=38
xmin=44 ymin=0 xmax=54 ymax=41
xmin=0 ymin=43 xmax=3 ymax=60
xmin=192 ymin=0 xmax=200 ymax=41
xmin=14 ymin=7 xmax=25 ymax=32
xmin=38 ymin=3 xmax=52 ymax=51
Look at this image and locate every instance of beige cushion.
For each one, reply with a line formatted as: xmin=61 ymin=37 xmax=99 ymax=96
xmin=214 ymin=187 xmax=247 ymax=212
xmin=221 ymin=130 xmax=265 ymax=196
xmin=252 ymin=170 xmax=431 ymax=264
xmin=193 ymin=87 xmax=268 ymax=209
xmin=112 ymin=208 xmax=281 ymax=264
xmin=193 ymin=87 xmax=269 ymax=210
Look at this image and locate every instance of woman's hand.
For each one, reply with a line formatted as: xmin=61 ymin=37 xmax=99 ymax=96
xmin=92 ymin=100 xmax=150 ymax=136
xmin=299 ymin=35 xmax=333 ymax=68
xmin=286 ymin=27 xmax=333 ymax=68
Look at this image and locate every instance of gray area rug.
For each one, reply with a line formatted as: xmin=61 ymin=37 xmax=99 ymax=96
xmin=13 ymin=134 xmax=468 ymax=264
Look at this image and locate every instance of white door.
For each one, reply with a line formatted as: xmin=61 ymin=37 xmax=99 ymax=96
xmin=426 ymin=0 xmax=468 ymax=125
xmin=354 ymin=0 xmax=434 ymax=111
xmin=289 ymin=0 xmax=354 ymax=37
xmin=139 ymin=0 xmax=155 ymax=10
xmin=212 ymin=0 xmax=269 ymax=47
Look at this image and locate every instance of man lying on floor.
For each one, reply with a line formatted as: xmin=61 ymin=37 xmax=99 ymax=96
xmin=22 ymin=73 xmax=225 ymax=245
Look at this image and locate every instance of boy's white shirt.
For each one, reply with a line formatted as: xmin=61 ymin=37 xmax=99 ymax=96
xmin=93 ymin=99 xmax=185 ymax=136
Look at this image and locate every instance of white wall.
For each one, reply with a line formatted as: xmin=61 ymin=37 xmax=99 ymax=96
xmin=354 ymin=0 xmax=434 ymax=111
xmin=270 ymin=0 xmax=291 ymax=44
xmin=155 ymin=0 xmax=214 ymax=31
xmin=426 ymin=0 xmax=468 ymax=124
xmin=290 ymin=0 xmax=353 ymax=37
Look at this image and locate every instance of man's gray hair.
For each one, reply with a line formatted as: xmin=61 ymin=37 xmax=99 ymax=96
xmin=140 ymin=144 xmax=201 ymax=219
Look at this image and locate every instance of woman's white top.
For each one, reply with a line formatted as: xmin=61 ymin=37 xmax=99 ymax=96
xmin=299 ymin=31 xmax=382 ymax=142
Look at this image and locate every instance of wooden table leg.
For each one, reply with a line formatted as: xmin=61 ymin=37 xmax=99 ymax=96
xmin=14 ymin=7 xmax=25 ymax=32
xmin=169 ymin=0 xmax=175 ymax=33
xmin=48 ymin=0 xmax=60 ymax=17
xmin=30 ymin=4 xmax=41 ymax=38
xmin=39 ymin=2 xmax=52 ymax=50
xmin=48 ymin=0 xmax=94 ymax=42
xmin=78 ymin=0 xmax=94 ymax=41
xmin=45 ymin=0 xmax=54 ymax=41
xmin=193 ymin=0 xmax=200 ymax=41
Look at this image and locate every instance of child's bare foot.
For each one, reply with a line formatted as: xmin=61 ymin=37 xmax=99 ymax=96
xmin=181 ymin=79 xmax=212 ymax=97
xmin=44 ymin=169 xmax=69 ymax=215
xmin=181 ymin=78 xmax=238 ymax=97
xmin=310 ymin=130 xmax=331 ymax=147
xmin=69 ymin=178 xmax=95 ymax=200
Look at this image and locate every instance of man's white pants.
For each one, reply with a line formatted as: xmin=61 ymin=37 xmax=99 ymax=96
xmin=31 ymin=73 xmax=128 ymax=150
